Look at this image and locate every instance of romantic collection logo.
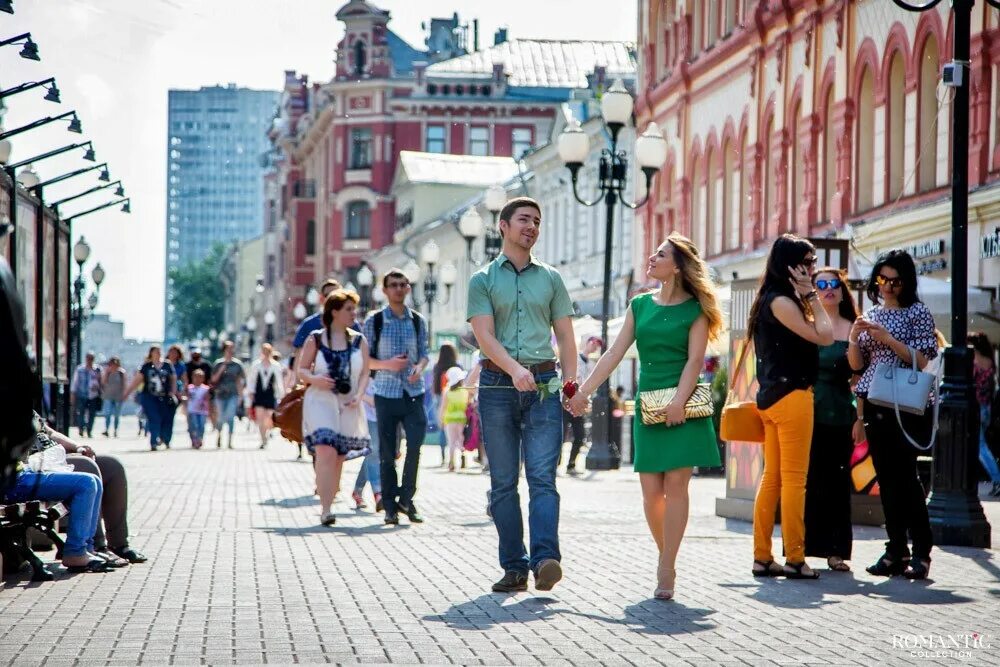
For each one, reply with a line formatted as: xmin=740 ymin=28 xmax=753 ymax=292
xmin=892 ymin=632 xmax=993 ymax=660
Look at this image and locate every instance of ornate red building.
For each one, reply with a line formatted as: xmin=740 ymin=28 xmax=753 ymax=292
xmin=635 ymin=1 xmax=1000 ymax=287
xmin=269 ymin=0 xmax=635 ymax=327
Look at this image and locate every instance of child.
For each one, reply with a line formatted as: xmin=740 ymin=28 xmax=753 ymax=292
xmin=186 ymin=369 xmax=211 ymax=449
xmin=438 ymin=366 xmax=469 ymax=472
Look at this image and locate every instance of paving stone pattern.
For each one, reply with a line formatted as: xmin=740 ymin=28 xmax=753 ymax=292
xmin=2 ymin=416 xmax=999 ymax=665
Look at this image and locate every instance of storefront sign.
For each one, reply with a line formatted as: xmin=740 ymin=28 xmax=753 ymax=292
xmin=903 ymin=239 xmax=946 ymax=260
xmin=981 ymin=228 xmax=1000 ymax=259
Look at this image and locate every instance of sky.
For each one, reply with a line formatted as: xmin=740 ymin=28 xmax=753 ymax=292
xmin=3 ymin=0 xmax=637 ymax=340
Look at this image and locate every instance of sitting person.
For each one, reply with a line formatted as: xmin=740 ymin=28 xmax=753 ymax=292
xmin=41 ymin=417 xmax=147 ymax=565
xmin=4 ymin=415 xmax=111 ymax=573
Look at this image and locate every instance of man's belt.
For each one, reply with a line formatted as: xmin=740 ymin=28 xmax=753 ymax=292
xmin=481 ymin=359 xmax=556 ymax=376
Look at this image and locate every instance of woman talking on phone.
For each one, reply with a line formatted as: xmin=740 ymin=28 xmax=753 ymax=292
xmin=847 ymin=250 xmax=937 ymax=580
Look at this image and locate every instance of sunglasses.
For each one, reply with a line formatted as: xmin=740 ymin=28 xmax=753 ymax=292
xmin=386 ymin=282 xmax=410 ymax=289
xmin=801 ymin=256 xmax=817 ymax=267
xmin=875 ymin=275 xmax=903 ymax=289
xmin=814 ymin=278 xmax=841 ymax=291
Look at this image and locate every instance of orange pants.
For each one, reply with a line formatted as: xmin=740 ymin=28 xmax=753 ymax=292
xmin=753 ymin=389 xmax=813 ymax=564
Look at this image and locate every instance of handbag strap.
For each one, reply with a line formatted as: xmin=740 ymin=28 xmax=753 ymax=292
xmin=890 ymin=346 xmax=940 ymax=451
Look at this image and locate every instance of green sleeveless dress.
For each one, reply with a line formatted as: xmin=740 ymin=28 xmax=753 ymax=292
xmin=632 ymin=293 xmax=721 ymax=473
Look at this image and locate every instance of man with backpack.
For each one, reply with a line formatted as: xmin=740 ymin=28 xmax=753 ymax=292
xmin=362 ymin=268 xmax=429 ymax=525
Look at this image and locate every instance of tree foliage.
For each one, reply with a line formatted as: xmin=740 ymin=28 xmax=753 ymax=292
xmin=167 ymin=243 xmax=227 ymax=342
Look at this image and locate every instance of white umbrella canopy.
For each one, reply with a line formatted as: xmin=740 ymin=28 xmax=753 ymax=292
xmin=917 ymin=276 xmax=997 ymax=343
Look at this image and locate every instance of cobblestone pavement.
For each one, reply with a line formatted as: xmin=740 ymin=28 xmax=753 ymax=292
xmin=2 ymin=416 xmax=1000 ymax=666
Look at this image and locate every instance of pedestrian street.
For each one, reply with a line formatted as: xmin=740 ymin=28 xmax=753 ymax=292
xmin=2 ymin=416 xmax=999 ymax=666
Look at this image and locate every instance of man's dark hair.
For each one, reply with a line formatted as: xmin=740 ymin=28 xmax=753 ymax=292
xmin=499 ymin=197 xmax=541 ymax=225
xmin=382 ymin=268 xmax=409 ymax=288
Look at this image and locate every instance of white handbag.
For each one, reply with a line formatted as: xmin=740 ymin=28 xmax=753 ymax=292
xmin=867 ymin=346 xmax=940 ymax=451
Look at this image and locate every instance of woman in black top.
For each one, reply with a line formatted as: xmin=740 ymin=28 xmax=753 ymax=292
xmin=124 ymin=346 xmax=180 ymax=451
xmin=847 ymin=250 xmax=938 ymax=580
xmin=747 ymin=235 xmax=834 ymax=580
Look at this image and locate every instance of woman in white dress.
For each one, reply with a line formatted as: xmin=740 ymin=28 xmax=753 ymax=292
xmin=296 ymin=289 xmax=371 ymax=525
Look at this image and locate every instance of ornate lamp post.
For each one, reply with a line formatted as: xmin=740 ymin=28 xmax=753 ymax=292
xmin=293 ymin=301 xmax=307 ymax=322
xmin=456 ymin=207 xmax=485 ymax=263
xmin=264 ymin=309 xmax=276 ymax=344
xmin=71 ymin=236 xmax=90 ymax=370
xmin=557 ymin=79 xmax=667 ymax=470
xmin=356 ymin=262 xmax=375 ymax=317
xmin=409 ymin=240 xmax=456 ymax=344
xmin=483 ymin=185 xmax=507 ymax=262
xmin=245 ymin=316 xmax=257 ymax=357
xmin=889 ymin=0 xmax=992 ymax=547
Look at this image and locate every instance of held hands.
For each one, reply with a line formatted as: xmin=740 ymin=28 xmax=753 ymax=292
xmin=565 ymin=392 xmax=590 ymax=417
xmin=343 ymin=394 xmax=360 ymax=408
xmin=407 ymin=367 xmax=423 ymax=384
xmin=76 ymin=445 xmax=96 ymax=459
xmin=384 ymin=354 xmax=409 ymax=373
xmin=854 ymin=317 xmax=893 ymax=344
xmin=310 ymin=375 xmax=336 ymax=391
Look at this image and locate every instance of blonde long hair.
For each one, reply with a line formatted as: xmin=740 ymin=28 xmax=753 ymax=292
xmin=661 ymin=232 xmax=724 ymax=341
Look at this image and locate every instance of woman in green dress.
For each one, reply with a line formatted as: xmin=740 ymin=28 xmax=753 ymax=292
xmin=567 ymin=233 xmax=723 ymax=600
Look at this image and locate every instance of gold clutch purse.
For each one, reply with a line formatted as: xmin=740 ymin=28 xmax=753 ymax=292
xmin=638 ymin=383 xmax=714 ymax=426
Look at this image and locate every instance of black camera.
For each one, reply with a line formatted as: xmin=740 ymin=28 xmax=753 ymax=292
xmin=334 ymin=377 xmax=351 ymax=394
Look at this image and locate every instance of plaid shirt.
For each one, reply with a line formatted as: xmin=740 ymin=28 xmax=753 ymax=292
xmin=363 ymin=305 xmax=429 ymax=399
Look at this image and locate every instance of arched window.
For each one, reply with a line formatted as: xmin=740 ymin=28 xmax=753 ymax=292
xmin=763 ymin=116 xmax=774 ymax=233
xmin=305 ymin=219 xmax=316 ymax=256
xmin=707 ymin=2 xmax=719 ymax=47
xmin=918 ymin=36 xmax=939 ymax=191
xmin=663 ymin=163 xmax=675 ymax=234
xmin=738 ymin=132 xmax=749 ymax=247
xmin=723 ymin=138 xmax=736 ymax=250
xmin=822 ymin=86 xmax=836 ymax=221
xmin=345 ymin=201 xmax=371 ymax=239
xmin=690 ymin=152 xmax=701 ymax=244
xmin=691 ymin=3 xmax=703 ymax=55
xmin=887 ymin=53 xmax=906 ymax=201
xmin=724 ymin=0 xmax=738 ymax=34
xmin=353 ymin=40 xmax=366 ymax=77
xmin=790 ymin=100 xmax=805 ymax=232
xmin=856 ymin=67 xmax=875 ymax=212
xmin=707 ymin=145 xmax=720 ymax=255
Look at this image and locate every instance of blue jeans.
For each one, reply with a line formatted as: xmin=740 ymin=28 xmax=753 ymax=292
xmin=104 ymin=399 xmax=123 ymax=433
xmin=354 ymin=420 xmax=383 ymax=494
xmin=74 ymin=395 xmax=99 ymax=435
xmin=215 ymin=395 xmax=239 ymax=434
xmin=140 ymin=394 xmax=173 ymax=448
xmin=6 ymin=470 xmax=102 ymax=557
xmin=188 ymin=413 xmax=207 ymax=441
xmin=477 ymin=368 xmax=563 ymax=574
xmin=980 ymin=405 xmax=1000 ymax=483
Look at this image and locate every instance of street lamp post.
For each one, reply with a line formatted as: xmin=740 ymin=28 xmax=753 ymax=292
xmin=557 ymin=79 xmax=667 ymax=470
xmin=890 ymin=0 xmax=992 ymax=547
xmin=264 ymin=310 xmax=276 ymax=344
xmin=356 ymin=262 xmax=375 ymax=318
xmin=483 ymin=185 xmax=507 ymax=262
xmin=245 ymin=316 xmax=258 ymax=357
xmin=71 ymin=236 xmax=90 ymax=371
xmin=409 ymin=240 xmax=457 ymax=344
xmin=456 ymin=207 xmax=485 ymax=263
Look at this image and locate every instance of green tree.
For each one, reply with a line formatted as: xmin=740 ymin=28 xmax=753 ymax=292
xmin=167 ymin=243 xmax=227 ymax=341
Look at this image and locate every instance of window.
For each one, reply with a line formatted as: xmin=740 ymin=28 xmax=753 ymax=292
xmin=346 ymin=201 xmax=371 ymax=239
xmin=305 ymin=220 xmax=316 ymax=255
xmin=887 ymin=53 xmax=906 ymax=201
xmin=469 ymin=126 xmax=490 ymax=156
xmin=512 ymin=127 xmax=533 ymax=159
xmin=425 ymin=125 xmax=446 ymax=153
xmin=918 ymin=36 xmax=940 ymax=191
xmin=856 ymin=67 xmax=875 ymax=212
xmin=822 ymin=88 xmax=836 ymax=221
xmin=353 ymin=40 xmax=366 ymax=76
xmin=350 ymin=128 xmax=372 ymax=169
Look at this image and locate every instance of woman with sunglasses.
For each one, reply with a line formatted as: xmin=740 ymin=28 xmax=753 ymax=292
xmin=747 ymin=234 xmax=833 ymax=580
xmin=805 ymin=268 xmax=860 ymax=572
xmin=847 ymin=250 xmax=938 ymax=580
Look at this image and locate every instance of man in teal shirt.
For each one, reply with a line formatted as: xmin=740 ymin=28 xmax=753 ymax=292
xmin=468 ymin=196 xmax=579 ymax=593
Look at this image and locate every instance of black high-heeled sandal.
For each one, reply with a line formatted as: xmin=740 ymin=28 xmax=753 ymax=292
xmin=752 ymin=559 xmax=783 ymax=577
xmin=903 ymin=558 xmax=931 ymax=580
xmin=866 ymin=553 xmax=908 ymax=577
xmin=783 ymin=561 xmax=820 ymax=579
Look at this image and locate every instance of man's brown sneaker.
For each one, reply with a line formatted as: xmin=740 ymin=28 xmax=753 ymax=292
xmin=533 ymin=559 xmax=562 ymax=592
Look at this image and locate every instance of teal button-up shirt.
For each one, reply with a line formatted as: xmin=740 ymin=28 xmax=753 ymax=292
xmin=466 ymin=253 xmax=574 ymax=365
